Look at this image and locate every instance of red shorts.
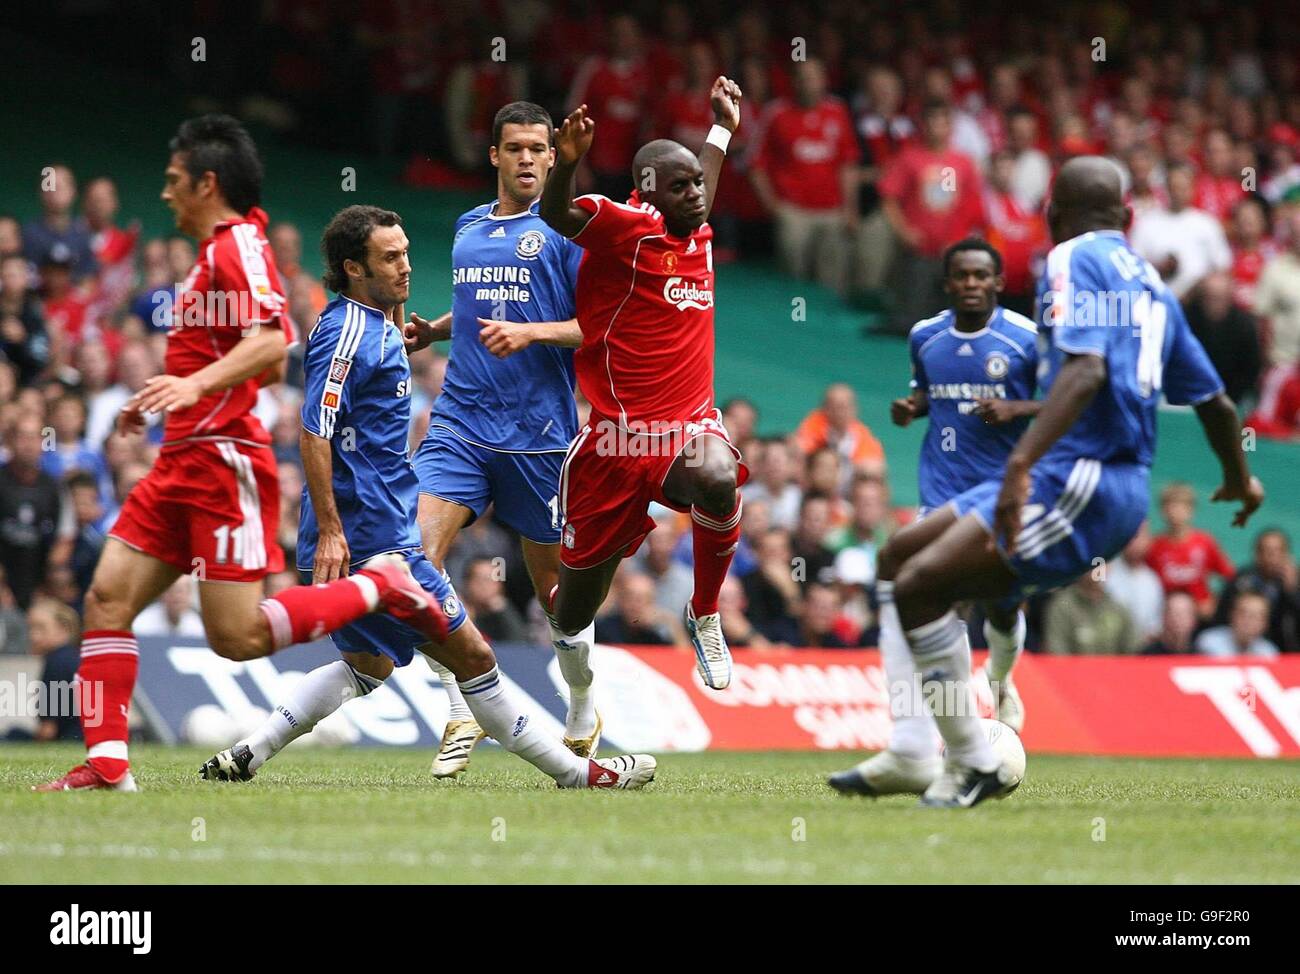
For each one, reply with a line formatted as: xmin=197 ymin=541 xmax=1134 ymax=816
xmin=109 ymin=439 xmax=284 ymax=583
xmin=557 ymin=411 xmax=749 ymax=569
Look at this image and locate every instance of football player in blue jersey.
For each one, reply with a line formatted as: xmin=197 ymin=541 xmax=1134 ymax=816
xmin=401 ymin=102 xmax=602 ymax=777
xmin=201 ymin=204 xmax=656 ymax=790
xmin=854 ymin=157 xmax=1263 ymax=808
xmin=830 ymin=239 xmax=1040 ymax=799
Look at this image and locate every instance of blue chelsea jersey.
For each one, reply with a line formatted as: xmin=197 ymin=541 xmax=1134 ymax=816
xmin=1035 ymin=230 xmax=1224 ymax=469
xmin=298 ymin=295 xmax=420 ymax=568
xmin=430 ymin=199 xmax=584 ymax=453
xmin=910 ymin=306 xmax=1039 ymax=509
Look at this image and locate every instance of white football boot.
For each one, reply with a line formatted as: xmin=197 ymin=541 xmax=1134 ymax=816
xmin=685 ymin=603 xmax=732 ymax=690
xmin=918 ymin=756 xmax=1017 ymax=808
xmin=579 ymin=754 xmax=657 ymax=790
xmin=431 ymin=718 xmax=487 ymax=779
xmin=828 ymin=751 xmax=942 ymax=797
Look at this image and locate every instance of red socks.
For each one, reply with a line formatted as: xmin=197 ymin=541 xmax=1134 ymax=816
xmin=690 ymin=498 xmax=743 ymax=617
xmin=259 ymin=576 xmax=376 ymax=651
xmin=79 ymin=631 xmax=138 ymax=784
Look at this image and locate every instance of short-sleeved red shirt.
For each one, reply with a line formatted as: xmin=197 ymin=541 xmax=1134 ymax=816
xmin=1145 ymin=529 xmax=1235 ymax=605
xmin=165 ymin=208 xmax=289 ymax=446
xmin=878 ymin=144 xmax=985 ymax=256
xmin=571 ymin=194 xmax=715 ymax=430
xmin=750 ymin=97 xmax=860 ymax=210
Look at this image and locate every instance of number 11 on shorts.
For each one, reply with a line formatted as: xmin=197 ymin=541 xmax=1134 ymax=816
xmin=213 ymin=524 xmax=246 ymax=565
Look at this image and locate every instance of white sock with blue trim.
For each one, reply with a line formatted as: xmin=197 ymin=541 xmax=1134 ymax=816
xmin=241 ymin=659 xmax=379 ymax=771
xmin=905 ymin=612 xmax=998 ymax=771
xmin=458 ymin=666 xmax=587 ymax=787
xmin=876 ymin=582 xmax=940 ymax=759
xmin=547 ymin=619 xmax=597 ymax=738
xmin=983 ymin=611 xmax=1026 ymax=685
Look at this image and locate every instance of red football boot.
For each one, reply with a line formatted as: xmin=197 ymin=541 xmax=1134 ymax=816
xmin=357 ymin=553 xmax=450 ymax=643
xmin=33 ymin=763 xmax=138 ymax=793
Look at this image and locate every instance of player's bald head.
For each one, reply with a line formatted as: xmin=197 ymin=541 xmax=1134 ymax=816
xmin=632 ymin=139 xmax=697 ymax=192
xmin=630 ymin=138 xmax=708 ymax=234
xmin=1047 ymin=155 xmax=1129 ymax=243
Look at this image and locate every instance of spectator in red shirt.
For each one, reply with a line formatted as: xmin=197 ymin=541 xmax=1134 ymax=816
xmin=878 ymin=100 xmax=985 ymax=333
xmin=653 ymin=41 xmax=717 ymax=154
xmin=1229 ymin=195 xmax=1277 ymax=311
xmin=1194 ymin=129 xmax=1247 ymax=222
xmin=38 ymin=246 xmax=90 ymax=366
xmin=983 ymin=149 xmax=1049 ymax=318
xmin=850 ymin=66 xmax=914 ymax=297
xmin=1145 ymin=482 xmax=1236 ymax=618
xmin=566 ymin=12 xmax=649 ymax=200
xmin=444 ymin=39 xmax=528 ymax=173
xmin=83 ymin=178 xmax=137 ymax=274
xmin=749 ymin=58 xmax=860 ymax=294
xmin=973 ymin=62 xmax=1023 ymax=154
xmin=643 ymin=1 xmax=691 ymax=93
xmin=82 ymin=177 xmax=138 ymax=324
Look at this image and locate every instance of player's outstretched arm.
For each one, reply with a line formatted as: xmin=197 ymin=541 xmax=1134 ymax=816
xmin=540 ymin=105 xmax=596 ymax=239
xmin=477 ymin=317 xmax=582 ymax=358
xmin=133 ymin=326 xmax=287 ymax=415
xmin=1195 ymin=392 xmax=1265 ymax=527
xmin=699 ymin=76 xmax=742 ymax=223
xmin=405 ymin=310 xmax=453 ymax=353
xmin=991 ymin=353 xmax=1106 ymax=555
xmin=300 ymin=428 xmax=351 ymax=583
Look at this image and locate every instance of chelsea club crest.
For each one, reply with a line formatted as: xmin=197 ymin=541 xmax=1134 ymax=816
xmin=516 ymin=230 xmax=545 ymax=260
xmin=984 ymin=351 xmax=1010 ymax=379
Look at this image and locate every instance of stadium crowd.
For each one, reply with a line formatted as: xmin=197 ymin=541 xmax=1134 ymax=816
xmin=4 ymin=4 xmax=1300 ymax=745
xmin=109 ymin=0 xmax=1300 ymax=422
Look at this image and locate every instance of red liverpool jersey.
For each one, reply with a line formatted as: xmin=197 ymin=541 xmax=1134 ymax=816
xmin=165 ymin=207 xmax=290 ymax=446
xmin=572 ymin=193 xmax=716 ymax=430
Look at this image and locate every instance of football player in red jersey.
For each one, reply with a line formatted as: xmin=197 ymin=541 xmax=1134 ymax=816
xmin=36 ymin=116 xmax=447 ymax=793
xmin=540 ymin=77 xmax=745 ymax=690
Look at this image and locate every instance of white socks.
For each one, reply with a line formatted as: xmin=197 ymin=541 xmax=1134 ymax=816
xmin=984 ymin=611 xmax=1026 ymax=685
xmin=429 ymin=658 xmax=472 ymax=721
xmin=241 ymin=660 xmax=381 ymax=771
xmin=905 ymin=611 xmax=998 ymax=771
xmin=548 ymin=618 xmax=597 ymax=738
xmin=875 ymin=583 xmax=940 ymax=760
xmin=458 ymin=666 xmax=588 ymax=787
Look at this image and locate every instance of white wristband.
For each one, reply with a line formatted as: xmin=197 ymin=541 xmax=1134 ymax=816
xmin=705 ymin=125 xmax=732 ymax=154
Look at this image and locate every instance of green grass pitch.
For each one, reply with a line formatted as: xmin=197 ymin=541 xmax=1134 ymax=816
xmin=2 ymin=744 xmax=1297 ymax=884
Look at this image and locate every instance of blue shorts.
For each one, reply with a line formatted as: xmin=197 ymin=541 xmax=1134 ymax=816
xmin=951 ymin=457 xmax=1149 ymax=600
xmin=412 ymin=424 xmax=564 ymax=544
xmin=297 ymin=548 xmax=468 ymax=666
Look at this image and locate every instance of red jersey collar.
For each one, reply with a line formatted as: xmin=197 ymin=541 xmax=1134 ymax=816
xmin=212 ymin=206 xmax=270 ymax=237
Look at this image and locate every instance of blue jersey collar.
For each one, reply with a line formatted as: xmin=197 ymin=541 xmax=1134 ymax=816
xmin=340 ymin=294 xmax=392 ymax=321
xmin=948 ymin=307 xmax=1000 ymax=339
xmin=487 ymin=199 xmax=541 ymax=221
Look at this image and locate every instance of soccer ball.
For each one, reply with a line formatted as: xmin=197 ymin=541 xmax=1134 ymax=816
xmin=982 ymin=718 xmax=1026 ymax=791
